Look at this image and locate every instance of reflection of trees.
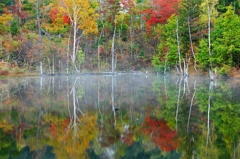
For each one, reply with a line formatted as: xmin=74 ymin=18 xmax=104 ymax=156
xmin=46 ymin=113 xmax=98 ymax=159
xmin=141 ymin=116 xmax=178 ymax=152
xmin=2 ymin=75 xmax=240 ymax=158
xmin=153 ymin=76 xmax=204 ymax=158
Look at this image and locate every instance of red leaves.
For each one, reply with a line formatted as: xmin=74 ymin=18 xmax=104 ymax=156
xmin=142 ymin=116 xmax=178 ymax=152
xmin=49 ymin=7 xmax=70 ymax=24
xmin=121 ymin=132 xmax=134 ymax=146
xmin=141 ymin=0 xmax=180 ymax=34
xmin=49 ymin=124 xmax=58 ymax=137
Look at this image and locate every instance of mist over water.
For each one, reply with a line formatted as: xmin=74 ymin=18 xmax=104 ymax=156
xmin=0 ymin=74 xmax=240 ymax=159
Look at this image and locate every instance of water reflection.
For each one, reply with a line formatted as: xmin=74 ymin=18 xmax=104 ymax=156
xmin=0 ymin=75 xmax=240 ymax=158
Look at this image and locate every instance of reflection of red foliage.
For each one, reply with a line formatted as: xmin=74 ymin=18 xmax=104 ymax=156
xmin=62 ymin=119 xmax=70 ymax=130
xmin=49 ymin=124 xmax=58 ymax=137
xmin=121 ymin=132 xmax=134 ymax=146
xmin=49 ymin=119 xmax=70 ymax=137
xmin=142 ymin=116 xmax=178 ymax=152
xmin=49 ymin=7 xmax=70 ymax=24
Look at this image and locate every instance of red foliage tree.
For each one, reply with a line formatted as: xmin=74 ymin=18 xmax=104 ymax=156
xmin=141 ymin=0 xmax=180 ymax=34
xmin=142 ymin=116 xmax=178 ymax=152
xmin=49 ymin=7 xmax=70 ymax=24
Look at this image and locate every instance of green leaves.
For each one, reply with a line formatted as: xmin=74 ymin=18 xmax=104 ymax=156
xmin=10 ymin=17 xmax=19 ymax=36
xmin=77 ymin=48 xmax=85 ymax=64
xmin=152 ymin=15 xmax=179 ymax=72
xmin=212 ymin=5 xmax=240 ymax=71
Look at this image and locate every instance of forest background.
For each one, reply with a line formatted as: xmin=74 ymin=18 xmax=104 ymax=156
xmin=0 ymin=0 xmax=240 ymax=76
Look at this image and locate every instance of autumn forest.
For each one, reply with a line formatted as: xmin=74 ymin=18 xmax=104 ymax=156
xmin=0 ymin=0 xmax=240 ymax=76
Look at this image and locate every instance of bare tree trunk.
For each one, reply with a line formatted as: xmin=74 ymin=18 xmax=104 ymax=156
xmin=36 ymin=0 xmax=42 ymax=74
xmin=188 ymin=17 xmax=197 ymax=72
xmin=130 ymin=14 xmax=133 ymax=59
xmin=98 ymin=24 xmax=104 ymax=73
xmin=176 ymin=18 xmax=183 ymax=75
xmin=48 ymin=58 xmax=51 ymax=75
xmin=207 ymin=2 xmax=214 ymax=80
xmin=36 ymin=0 xmax=42 ymax=44
xmin=67 ymin=31 xmax=71 ymax=75
xmin=72 ymin=22 xmax=77 ymax=63
xmin=164 ymin=57 xmax=167 ymax=75
xmin=71 ymin=22 xmax=80 ymax=73
xmin=111 ymin=22 xmax=116 ymax=73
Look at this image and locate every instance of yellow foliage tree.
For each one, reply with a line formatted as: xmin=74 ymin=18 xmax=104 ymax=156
xmin=0 ymin=14 xmax=13 ymax=34
xmin=58 ymin=0 xmax=98 ymax=71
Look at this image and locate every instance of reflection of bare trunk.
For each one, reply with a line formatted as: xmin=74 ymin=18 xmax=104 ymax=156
xmin=207 ymin=81 xmax=213 ymax=145
xmin=52 ymin=55 xmax=55 ymax=75
xmin=164 ymin=76 xmax=167 ymax=99
xmin=187 ymin=79 xmax=197 ymax=133
xmin=40 ymin=62 xmax=43 ymax=75
xmin=68 ymin=77 xmax=83 ymax=131
xmin=164 ymin=52 xmax=168 ymax=75
xmin=176 ymin=77 xmax=182 ymax=130
xmin=111 ymin=76 xmax=116 ymax=126
xmin=67 ymin=77 xmax=71 ymax=120
xmin=97 ymin=77 xmax=103 ymax=122
xmin=40 ymin=76 xmax=43 ymax=90
xmin=52 ymin=76 xmax=55 ymax=94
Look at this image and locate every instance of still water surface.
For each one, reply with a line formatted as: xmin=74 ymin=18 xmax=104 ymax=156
xmin=0 ymin=74 xmax=240 ymax=159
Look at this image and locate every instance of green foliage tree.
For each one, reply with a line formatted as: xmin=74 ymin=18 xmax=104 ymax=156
xmin=211 ymin=5 xmax=240 ymax=74
xmin=10 ymin=17 xmax=19 ymax=36
xmin=152 ymin=15 xmax=179 ymax=73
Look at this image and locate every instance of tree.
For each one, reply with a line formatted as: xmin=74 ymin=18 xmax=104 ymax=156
xmin=59 ymin=0 xmax=98 ymax=71
xmin=141 ymin=0 xmax=180 ymax=34
xmin=199 ymin=0 xmax=218 ymax=79
xmin=152 ymin=15 xmax=181 ymax=73
xmin=212 ymin=5 xmax=240 ymax=74
xmin=0 ymin=14 xmax=13 ymax=34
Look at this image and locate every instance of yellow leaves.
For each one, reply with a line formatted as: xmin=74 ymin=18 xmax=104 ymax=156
xmin=0 ymin=14 xmax=13 ymax=25
xmin=116 ymin=12 xmax=126 ymax=23
xmin=0 ymin=121 xmax=13 ymax=132
xmin=59 ymin=0 xmax=99 ymax=36
xmin=199 ymin=0 xmax=218 ymax=24
xmin=0 ymin=14 xmax=13 ymax=34
xmin=45 ymin=113 xmax=98 ymax=159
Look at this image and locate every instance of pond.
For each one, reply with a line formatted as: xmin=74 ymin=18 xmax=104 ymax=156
xmin=0 ymin=74 xmax=240 ymax=159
